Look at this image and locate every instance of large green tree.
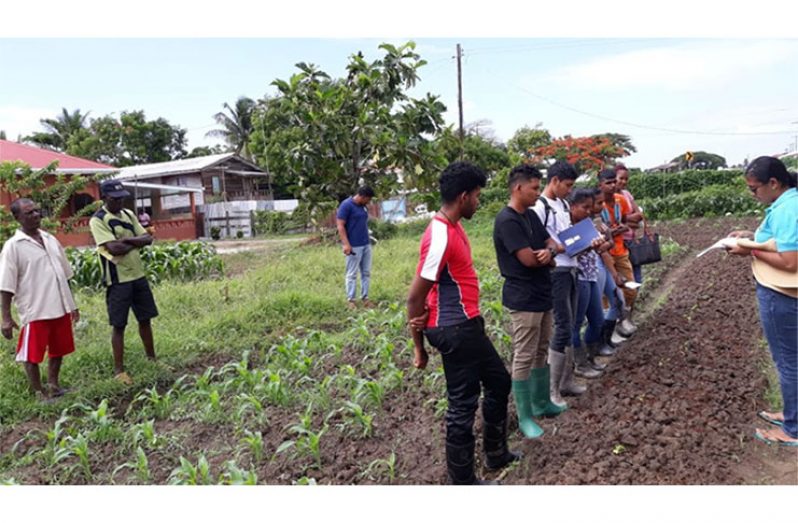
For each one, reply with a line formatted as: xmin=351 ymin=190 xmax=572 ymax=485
xmin=206 ymin=97 xmax=256 ymax=159
xmin=507 ymin=124 xmax=552 ymax=161
xmin=436 ymin=126 xmax=511 ymax=175
xmin=24 ymin=108 xmax=91 ymax=151
xmin=249 ymin=42 xmax=447 ymax=208
xmin=68 ymin=111 xmax=188 ymax=167
xmin=186 ymin=144 xmax=229 ymax=158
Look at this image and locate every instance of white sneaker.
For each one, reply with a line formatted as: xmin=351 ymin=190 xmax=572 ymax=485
xmin=620 ymin=318 xmax=638 ymax=334
xmin=611 ymin=331 xmax=627 ymax=346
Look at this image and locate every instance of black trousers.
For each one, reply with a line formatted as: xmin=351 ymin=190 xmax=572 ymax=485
xmin=425 ymin=316 xmax=511 ymax=446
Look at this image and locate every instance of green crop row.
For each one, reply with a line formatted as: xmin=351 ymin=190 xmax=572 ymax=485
xmin=67 ymin=241 xmax=224 ymax=291
xmin=637 ymin=183 xmax=763 ymax=221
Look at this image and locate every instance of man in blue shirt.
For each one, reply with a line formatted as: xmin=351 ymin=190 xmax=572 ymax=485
xmin=336 ymin=186 xmax=375 ymax=308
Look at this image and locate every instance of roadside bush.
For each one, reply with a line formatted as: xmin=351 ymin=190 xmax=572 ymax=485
xmin=67 ymin=241 xmax=224 ymax=291
xmin=252 ymin=210 xmax=291 ymax=236
xmin=638 ymin=184 xmax=763 ymax=220
xmin=368 ymin=220 xmax=397 ymax=241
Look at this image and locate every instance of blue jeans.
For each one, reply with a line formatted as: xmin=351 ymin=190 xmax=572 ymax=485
xmin=598 ymin=258 xmax=625 ymax=321
xmin=345 ymin=244 xmax=372 ymax=301
xmin=550 ymin=268 xmax=578 ymax=352
xmin=573 ymin=279 xmax=604 ymax=348
xmin=756 ymin=284 xmax=798 ymax=438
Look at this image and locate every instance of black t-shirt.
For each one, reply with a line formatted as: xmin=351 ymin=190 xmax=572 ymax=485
xmin=493 ymin=206 xmax=553 ymax=312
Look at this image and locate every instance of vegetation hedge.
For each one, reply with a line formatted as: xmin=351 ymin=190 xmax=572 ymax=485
xmin=637 ymin=184 xmax=763 ymax=221
xmin=626 ymin=169 xmax=744 ymax=199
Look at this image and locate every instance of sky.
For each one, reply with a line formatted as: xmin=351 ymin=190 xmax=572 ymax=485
xmin=1 ymin=6 xmax=797 ymax=172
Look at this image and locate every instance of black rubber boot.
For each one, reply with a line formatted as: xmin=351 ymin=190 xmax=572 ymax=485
xmin=446 ymin=440 xmax=478 ymax=485
xmin=600 ymin=319 xmax=619 ymax=354
xmin=483 ymin=418 xmax=522 ymax=472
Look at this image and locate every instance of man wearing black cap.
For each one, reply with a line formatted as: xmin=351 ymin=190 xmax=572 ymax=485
xmin=89 ymin=180 xmax=158 ymax=385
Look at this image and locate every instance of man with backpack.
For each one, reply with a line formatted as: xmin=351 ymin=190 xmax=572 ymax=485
xmin=533 ymin=161 xmax=599 ymax=409
xmin=89 ymin=180 xmax=159 ymax=385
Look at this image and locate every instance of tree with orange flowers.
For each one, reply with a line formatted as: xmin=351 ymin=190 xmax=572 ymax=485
xmin=529 ymin=134 xmax=630 ymax=174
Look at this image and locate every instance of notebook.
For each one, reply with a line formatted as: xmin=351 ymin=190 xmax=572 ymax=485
xmin=557 ymin=218 xmax=601 ymax=257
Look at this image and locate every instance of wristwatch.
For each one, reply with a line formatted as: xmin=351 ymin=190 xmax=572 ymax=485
xmin=548 ymin=246 xmax=557 ymax=258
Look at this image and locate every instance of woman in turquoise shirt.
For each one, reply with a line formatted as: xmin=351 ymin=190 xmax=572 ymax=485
xmin=729 ymin=156 xmax=797 ymax=447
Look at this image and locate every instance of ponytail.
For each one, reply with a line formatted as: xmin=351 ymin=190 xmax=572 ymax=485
xmin=745 ymin=156 xmax=795 ymax=188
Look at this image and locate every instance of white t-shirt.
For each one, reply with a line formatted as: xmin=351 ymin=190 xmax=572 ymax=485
xmin=0 ymin=229 xmax=77 ymax=326
xmin=533 ymin=195 xmax=577 ymax=268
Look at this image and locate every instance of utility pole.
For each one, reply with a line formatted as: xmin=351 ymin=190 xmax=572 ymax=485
xmin=456 ymin=43 xmax=464 ymax=161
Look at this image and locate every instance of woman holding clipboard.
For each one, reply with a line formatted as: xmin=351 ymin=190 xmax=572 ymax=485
xmin=727 ymin=156 xmax=797 ymax=447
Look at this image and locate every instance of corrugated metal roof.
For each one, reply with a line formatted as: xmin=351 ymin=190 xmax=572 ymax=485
xmin=115 ymin=153 xmax=236 ymax=181
xmin=0 ymin=139 xmax=116 ymax=173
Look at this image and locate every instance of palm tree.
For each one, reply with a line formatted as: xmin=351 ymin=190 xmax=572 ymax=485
xmin=25 ymin=108 xmax=90 ymax=151
xmin=206 ymin=97 xmax=256 ymax=159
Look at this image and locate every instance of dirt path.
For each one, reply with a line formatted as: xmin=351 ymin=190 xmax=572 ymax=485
xmin=499 ymin=217 xmax=796 ymax=484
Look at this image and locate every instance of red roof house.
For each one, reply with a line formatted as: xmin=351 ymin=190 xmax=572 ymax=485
xmin=1 ymin=140 xmax=203 ymax=245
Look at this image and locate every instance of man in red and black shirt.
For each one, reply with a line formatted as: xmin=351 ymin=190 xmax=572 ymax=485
xmin=406 ymin=162 xmax=518 ymax=485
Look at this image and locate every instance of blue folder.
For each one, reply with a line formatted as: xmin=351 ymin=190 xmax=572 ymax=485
xmin=557 ymin=218 xmax=601 ymax=257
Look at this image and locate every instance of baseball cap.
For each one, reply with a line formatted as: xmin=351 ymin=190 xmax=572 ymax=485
xmin=100 ymin=180 xmax=131 ymax=198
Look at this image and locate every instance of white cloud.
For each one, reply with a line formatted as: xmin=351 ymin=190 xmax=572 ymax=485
xmin=540 ymin=40 xmax=798 ymax=91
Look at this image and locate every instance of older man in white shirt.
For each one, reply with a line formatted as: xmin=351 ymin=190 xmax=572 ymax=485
xmin=1 ymin=198 xmax=79 ymax=401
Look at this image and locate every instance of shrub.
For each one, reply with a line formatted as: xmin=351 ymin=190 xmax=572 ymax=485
xmin=236 ymin=230 xmax=244 ymax=239
xmin=368 ymin=220 xmax=397 ymax=241
xmin=210 ymin=227 xmax=221 ymax=240
xmin=67 ymin=241 xmax=224 ymax=291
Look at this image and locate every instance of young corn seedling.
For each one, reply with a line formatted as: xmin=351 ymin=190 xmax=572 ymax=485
xmin=279 ymin=407 xmax=326 ymax=470
xmin=257 ymin=370 xmax=290 ymax=406
xmin=168 ymin=455 xmax=213 ymax=485
xmin=220 ymin=460 xmax=258 ymax=485
xmin=355 ymin=380 xmax=385 ymax=410
xmin=361 ymin=451 xmax=398 ymax=483
xmin=82 ymin=399 xmax=121 ymax=443
xmin=383 ymin=367 xmax=405 ymax=392
xmin=62 ymin=433 xmax=92 ymax=482
xmin=234 ymin=393 xmax=267 ymax=427
xmin=240 ymin=430 xmax=265 ymax=463
xmin=134 ymin=446 xmax=151 ymax=483
xmin=127 ymin=420 xmax=162 ymax=450
xmin=130 ymin=387 xmax=175 ymax=420
xmin=112 ymin=446 xmax=151 ymax=484
xmin=343 ymin=401 xmax=374 ymax=438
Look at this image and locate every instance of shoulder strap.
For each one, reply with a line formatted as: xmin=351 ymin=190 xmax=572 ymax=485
xmin=122 ymin=208 xmax=137 ymax=223
xmin=539 ymin=195 xmax=554 ymax=228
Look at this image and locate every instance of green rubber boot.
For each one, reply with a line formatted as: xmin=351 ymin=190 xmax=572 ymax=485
xmin=529 ymin=365 xmax=568 ymax=417
xmin=511 ymin=378 xmax=544 ymax=439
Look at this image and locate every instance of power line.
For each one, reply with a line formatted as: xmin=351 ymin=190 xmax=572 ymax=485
xmin=465 ymin=38 xmax=663 ymax=57
xmin=516 ymin=86 xmax=797 ymax=136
